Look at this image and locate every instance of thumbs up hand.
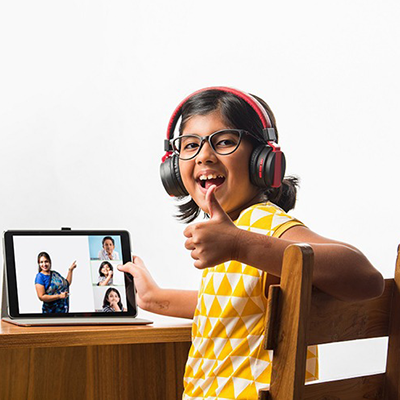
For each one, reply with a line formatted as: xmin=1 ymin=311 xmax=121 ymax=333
xmin=183 ymin=185 xmax=242 ymax=269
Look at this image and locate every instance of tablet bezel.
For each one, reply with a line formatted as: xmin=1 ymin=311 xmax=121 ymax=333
xmin=3 ymin=230 xmax=137 ymax=319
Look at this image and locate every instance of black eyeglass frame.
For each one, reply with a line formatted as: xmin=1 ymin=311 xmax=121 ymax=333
xmin=168 ymin=129 xmax=263 ymax=161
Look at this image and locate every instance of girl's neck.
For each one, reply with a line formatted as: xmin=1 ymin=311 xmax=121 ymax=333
xmin=228 ymin=192 xmax=265 ymax=221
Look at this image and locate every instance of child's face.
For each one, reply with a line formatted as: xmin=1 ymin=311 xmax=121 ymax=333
xmin=103 ymin=239 xmax=115 ymax=254
xmin=101 ymin=265 xmax=110 ymax=276
xmin=179 ymin=111 xmax=260 ymax=220
xmin=108 ymin=291 xmax=119 ymax=304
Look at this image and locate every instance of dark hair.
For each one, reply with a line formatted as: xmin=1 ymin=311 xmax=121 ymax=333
xmin=102 ymin=287 xmax=123 ymax=310
xmin=174 ymin=89 xmax=299 ymax=222
xmin=98 ymin=261 xmax=113 ymax=277
xmin=37 ymin=251 xmax=52 ymax=273
xmin=102 ymin=236 xmax=115 ymax=246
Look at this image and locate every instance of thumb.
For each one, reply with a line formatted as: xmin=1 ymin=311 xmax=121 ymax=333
xmin=206 ymin=185 xmax=228 ymax=220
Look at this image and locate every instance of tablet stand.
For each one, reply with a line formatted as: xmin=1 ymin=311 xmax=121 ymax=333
xmin=1 ymin=263 xmax=8 ymax=320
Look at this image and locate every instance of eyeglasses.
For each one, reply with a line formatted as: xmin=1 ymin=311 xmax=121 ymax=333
xmin=170 ymin=129 xmax=260 ymax=161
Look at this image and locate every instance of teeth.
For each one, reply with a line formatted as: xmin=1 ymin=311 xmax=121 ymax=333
xmin=199 ymin=174 xmax=224 ymax=180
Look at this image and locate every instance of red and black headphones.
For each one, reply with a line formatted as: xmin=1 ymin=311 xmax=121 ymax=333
xmin=160 ymin=86 xmax=286 ymax=197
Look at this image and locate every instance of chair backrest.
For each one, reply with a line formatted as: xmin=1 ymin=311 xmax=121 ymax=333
xmin=258 ymin=244 xmax=400 ymax=400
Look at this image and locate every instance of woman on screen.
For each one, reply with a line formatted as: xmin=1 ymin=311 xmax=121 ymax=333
xmin=101 ymin=287 xmax=126 ymax=312
xmin=34 ymin=252 xmax=77 ymax=313
xmin=97 ymin=261 xmax=114 ymax=286
xmin=98 ymin=236 xmax=120 ymax=260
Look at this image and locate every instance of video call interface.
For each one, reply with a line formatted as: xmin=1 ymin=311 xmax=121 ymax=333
xmin=12 ymin=235 xmax=129 ymax=315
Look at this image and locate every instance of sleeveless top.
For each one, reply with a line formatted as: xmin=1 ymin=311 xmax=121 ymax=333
xmin=183 ymin=202 xmax=318 ymax=400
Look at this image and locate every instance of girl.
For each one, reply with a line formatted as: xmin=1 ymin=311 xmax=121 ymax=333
xmin=97 ymin=261 xmax=114 ymax=286
xmin=118 ymin=87 xmax=384 ymax=399
xmin=101 ymin=287 xmax=125 ymax=312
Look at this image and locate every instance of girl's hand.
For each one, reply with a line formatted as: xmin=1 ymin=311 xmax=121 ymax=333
xmin=59 ymin=292 xmax=68 ymax=299
xmin=110 ymin=299 xmax=120 ymax=311
xmin=184 ymin=185 xmax=242 ymax=269
xmin=117 ymin=256 xmax=160 ymax=311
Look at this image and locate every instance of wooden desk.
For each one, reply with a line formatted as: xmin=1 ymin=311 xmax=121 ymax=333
xmin=0 ymin=319 xmax=192 ymax=400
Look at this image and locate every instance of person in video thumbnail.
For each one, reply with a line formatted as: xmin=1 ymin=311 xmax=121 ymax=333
xmin=34 ymin=252 xmax=77 ymax=313
xmin=102 ymin=287 xmax=125 ymax=312
xmin=98 ymin=236 xmax=120 ymax=260
xmin=97 ymin=261 xmax=114 ymax=286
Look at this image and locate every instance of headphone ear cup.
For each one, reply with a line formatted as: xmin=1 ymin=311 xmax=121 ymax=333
xmin=250 ymin=145 xmax=286 ymax=188
xmin=160 ymin=156 xmax=188 ymax=197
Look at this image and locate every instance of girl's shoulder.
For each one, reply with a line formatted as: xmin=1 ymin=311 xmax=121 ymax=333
xmin=236 ymin=201 xmax=291 ymax=223
xmin=236 ymin=201 xmax=304 ymax=236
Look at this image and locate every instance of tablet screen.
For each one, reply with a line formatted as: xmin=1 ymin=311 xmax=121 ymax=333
xmin=4 ymin=230 xmax=136 ymax=318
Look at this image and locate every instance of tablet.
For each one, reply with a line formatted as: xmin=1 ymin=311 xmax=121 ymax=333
xmin=2 ymin=230 xmax=150 ymax=325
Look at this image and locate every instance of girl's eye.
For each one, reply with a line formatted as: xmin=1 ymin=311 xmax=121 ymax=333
xmin=178 ymin=136 xmax=200 ymax=153
xmin=183 ymin=142 xmax=199 ymax=150
xmin=214 ymin=133 xmax=239 ymax=149
xmin=215 ymin=139 xmax=236 ymax=147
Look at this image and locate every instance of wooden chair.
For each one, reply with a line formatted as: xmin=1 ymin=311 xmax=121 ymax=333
xmin=258 ymin=244 xmax=400 ymax=400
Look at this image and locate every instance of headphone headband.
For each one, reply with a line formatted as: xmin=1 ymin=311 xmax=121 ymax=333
xmin=166 ymin=86 xmax=274 ymax=139
xmin=162 ymin=86 xmax=277 ymax=162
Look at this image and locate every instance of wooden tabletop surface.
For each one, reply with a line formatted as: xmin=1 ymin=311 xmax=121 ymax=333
xmin=0 ymin=318 xmax=192 ymax=349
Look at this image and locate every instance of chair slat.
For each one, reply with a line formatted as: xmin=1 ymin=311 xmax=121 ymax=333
xmin=268 ymin=244 xmax=314 ymax=400
xmin=303 ymin=373 xmax=385 ymax=399
xmin=259 ymin=373 xmax=385 ymax=400
xmin=383 ymin=246 xmax=400 ymax=399
xmin=307 ymin=281 xmax=392 ymax=346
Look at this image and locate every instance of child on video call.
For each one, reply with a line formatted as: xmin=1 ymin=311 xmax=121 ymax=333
xmin=101 ymin=287 xmax=125 ymax=312
xmin=97 ymin=261 xmax=114 ymax=286
xmin=118 ymin=87 xmax=384 ymax=399
xmin=98 ymin=236 xmax=120 ymax=260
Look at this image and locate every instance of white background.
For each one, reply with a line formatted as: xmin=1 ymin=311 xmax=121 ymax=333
xmin=1 ymin=0 xmax=399 ymax=382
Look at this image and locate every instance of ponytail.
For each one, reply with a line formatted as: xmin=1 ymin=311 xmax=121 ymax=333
xmin=265 ymin=175 xmax=299 ymax=212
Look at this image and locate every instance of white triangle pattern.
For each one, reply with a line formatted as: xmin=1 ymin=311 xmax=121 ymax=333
xmin=230 ymin=296 xmax=248 ymax=315
xmin=249 ymin=357 xmax=270 ymax=380
xmin=203 ymin=294 xmax=215 ymax=314
xmin=241 ymin=314 xmax=261 ymax=331
xmin=241 ymin=274 xmax=259 ymax=297
xmin=215 ymin=377 xmax=229 ymax=395
xmin=213 ymin=272 xmax=224 ymax=293
xmin=225 ymin=273 xmax=242 ymax=292
xmin=216 ymin=295 xmax=230 ymax=311
xmin=249 ymin=207 xmax=271 ymax=225
xmin=230 ymin=356 xmax=247 ymax=371
xmin=232 ymin=377 xmax=254 ymax=398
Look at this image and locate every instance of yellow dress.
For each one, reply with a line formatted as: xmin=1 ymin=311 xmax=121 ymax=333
xmin=183 ymin=202 xmax=318 ymax=400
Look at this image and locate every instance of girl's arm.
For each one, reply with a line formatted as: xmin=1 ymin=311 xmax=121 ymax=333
xmin=66 ymin=261 xmax=77 ymax=285
xmin=35 ymin=284 xmax=68 ymax=302
xmin=117 ymin=256 xmax=198 ymax=319
xmin=236 ymin=225 xmax=384 ymax=301
xmin=184 ymin=186 xmax=384 ymax=302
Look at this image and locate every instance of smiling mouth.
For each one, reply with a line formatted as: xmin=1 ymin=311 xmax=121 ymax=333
xmin=197 ymin=174 xmax=226 ymax=190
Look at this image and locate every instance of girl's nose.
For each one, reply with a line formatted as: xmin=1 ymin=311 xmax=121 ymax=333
xmin=195 ymin=140 xmax=217 ymax=164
